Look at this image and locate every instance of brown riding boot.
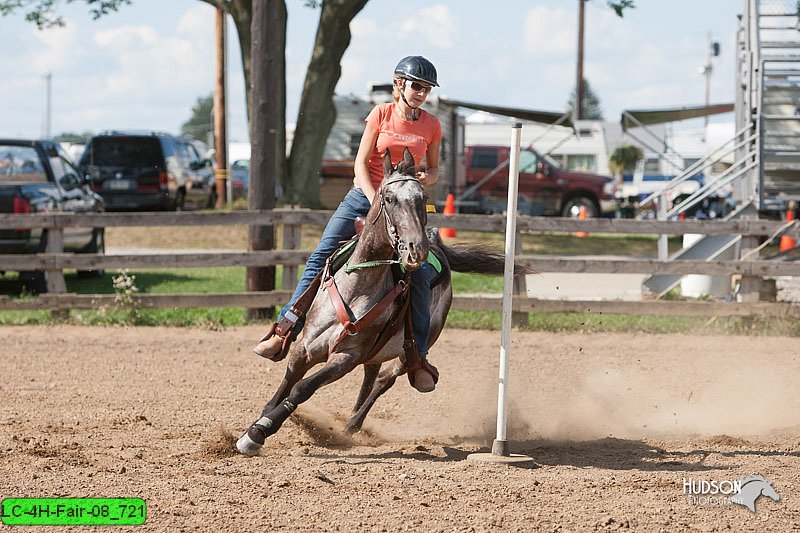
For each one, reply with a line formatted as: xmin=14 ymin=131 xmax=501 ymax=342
xmin=253 ymin=335 xmax=283 ymax=360
xmin=252 ymin=322 xmax=294 ymax=361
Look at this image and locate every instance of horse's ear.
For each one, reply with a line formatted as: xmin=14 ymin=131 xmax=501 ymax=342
xmin=403 ymin=147 xmax=414 ymax=169
xmin=382 ymin=148 xmax=393 ymax=178
xmin=396 ymin=147 xmax=415 ymax=176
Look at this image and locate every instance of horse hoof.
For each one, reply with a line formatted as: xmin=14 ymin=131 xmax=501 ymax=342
xmin=236 ymin=431 xmax=263 ymax=456
xmin=343 ymin=423 xmax=361 ymax=435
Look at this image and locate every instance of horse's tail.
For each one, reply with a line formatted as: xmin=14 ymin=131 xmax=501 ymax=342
xmin=431 ymin=230 xmax=534 ymax=276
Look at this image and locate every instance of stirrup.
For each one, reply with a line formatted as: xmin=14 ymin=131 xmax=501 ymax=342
xmin=405 ymin=337 xmax=439 ymax=391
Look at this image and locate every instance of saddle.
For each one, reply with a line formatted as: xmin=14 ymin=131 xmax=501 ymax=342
xmin=262 ymin=216 xmax=439 ymax=388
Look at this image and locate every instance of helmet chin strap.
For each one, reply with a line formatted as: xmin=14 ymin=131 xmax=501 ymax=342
xmin=399 ymin=80 xmax=419 ymax=120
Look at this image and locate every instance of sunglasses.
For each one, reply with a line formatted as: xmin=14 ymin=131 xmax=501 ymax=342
xmin=407 ymin=81 xmax=433 ymax=94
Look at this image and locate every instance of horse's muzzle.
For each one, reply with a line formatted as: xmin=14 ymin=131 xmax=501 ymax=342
xmin=400 ymin=240 xmax=428 ymax=271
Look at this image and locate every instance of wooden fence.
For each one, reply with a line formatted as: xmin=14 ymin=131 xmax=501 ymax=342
xmin=1 ymin=209 xmax=799 ymax=318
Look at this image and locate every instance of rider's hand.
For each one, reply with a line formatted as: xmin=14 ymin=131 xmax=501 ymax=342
xmin=416 ymin=171 xmax=429 ymax=186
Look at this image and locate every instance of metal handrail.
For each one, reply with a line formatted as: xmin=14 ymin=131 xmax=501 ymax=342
xmin=667 ymin=156 xmax=759 ymax=217
xmin=639 ymin=126 xmax=756 ymax=209
xmin=636 ymin=127 xmax=758 ymax=219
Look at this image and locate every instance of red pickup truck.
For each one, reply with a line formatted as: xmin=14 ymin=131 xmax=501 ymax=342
xmin=460 ymin=145 xmax=618 ymax=217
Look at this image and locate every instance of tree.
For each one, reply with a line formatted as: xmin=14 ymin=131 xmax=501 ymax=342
xmin=181 ymin=94 xmax=214 ymax=142
xmin=199 ymin=0 xmax=368 ymax=206
xmin=566 ymin=78 xmax=604 ymax=120
xmin=1 ymin=0 xmax=132 ymax=28
xmin=55 ymin=131 xmax=93 ymax=143
xmin=608 ymin=144 xmax=643 ymax=183
xmin=287 ymin=0 xmax=368 ymax=206
xmin=604 ymin=0 xmax=634 ymax=17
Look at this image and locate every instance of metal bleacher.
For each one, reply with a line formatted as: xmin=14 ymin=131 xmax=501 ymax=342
xmin=757 ymin=1 xmax=800 ymax=210
xmin=642 ymin=0 xmax=800 ymax=297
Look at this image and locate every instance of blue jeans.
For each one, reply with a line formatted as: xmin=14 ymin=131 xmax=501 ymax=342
xmin=279 ymin=187 xmax=433 ymax=355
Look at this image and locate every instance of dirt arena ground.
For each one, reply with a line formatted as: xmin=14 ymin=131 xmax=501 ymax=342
xmin=2 ymin=325 xmax=800 ymax=531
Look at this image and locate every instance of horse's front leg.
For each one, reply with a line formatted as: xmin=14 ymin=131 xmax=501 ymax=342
xmin=236 ymin=351 xmax=359 ymax=456
xmin=345 ymin=359 xmax=405 ymax=434
xmin=261 ymin=347 xmax=315 ymax=415
xmin=353 ymin=364 xmax=380 ymax=413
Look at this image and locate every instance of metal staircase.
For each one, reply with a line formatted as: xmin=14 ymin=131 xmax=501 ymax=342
xmin=640 ymin=133 xmax=756 ymax=297
xmin=756 ymin=1 xmax=800 ymax=210
xmin=641 ymin=0 xmax=800 ymax=297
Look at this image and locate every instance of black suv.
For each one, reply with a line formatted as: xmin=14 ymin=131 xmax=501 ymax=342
xmin=78 ymin=131 xmax=215 ymax=211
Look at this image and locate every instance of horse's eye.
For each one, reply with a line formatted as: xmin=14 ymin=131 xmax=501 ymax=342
xmin=385 ymin=196 xmax=394 ymax=204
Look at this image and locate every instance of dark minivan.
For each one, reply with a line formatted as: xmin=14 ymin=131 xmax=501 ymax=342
xmin=79 ymin=131 xmax=215 ymax=211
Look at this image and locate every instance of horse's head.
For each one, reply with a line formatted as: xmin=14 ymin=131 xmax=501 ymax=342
xmin=374 ymin=148 xmax=429 ymax=270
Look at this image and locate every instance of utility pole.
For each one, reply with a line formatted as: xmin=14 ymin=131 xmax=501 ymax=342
xmin=43 ymin=72 xmax=52 ymax=138
xmin=702 ymin=32 xmax=720 ymax=131
xmin=576 ymin=0 xmax=585 ymax=121
xmin=213 ymin=7 xmax=228 ymax=208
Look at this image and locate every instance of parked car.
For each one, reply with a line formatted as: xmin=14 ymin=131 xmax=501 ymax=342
xmin=460 ymin=145 xmax=618 ymax=217
xmin=230 ymin=159 xmax=249 ymax=200
xmin=78 ymin=131 xmax=215 ymax=211
xmin=0 ymin=139 xmax=105 ymax=291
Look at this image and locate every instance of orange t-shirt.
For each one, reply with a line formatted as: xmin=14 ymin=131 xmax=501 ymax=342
xmin=363 ymin=102 xmax=442 ymax=189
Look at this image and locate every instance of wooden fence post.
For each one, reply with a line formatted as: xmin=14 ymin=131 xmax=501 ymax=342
xmin=512 ymin=230 xmax=529 ymax=327
xmin=45 ymin=226 xmax=68 ymax=319
xmin=738 ymin=234 xmax=761 ymax=304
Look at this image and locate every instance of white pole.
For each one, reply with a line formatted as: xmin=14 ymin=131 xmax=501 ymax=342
xmin=657 ymin=190 xmax=668 ymax=261
xmin=492 ymin=123 xmax=522 ymax=457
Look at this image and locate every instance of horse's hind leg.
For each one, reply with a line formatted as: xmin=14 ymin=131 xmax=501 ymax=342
xmin=344 ymin=359 xmax=404 ymax=434
xmin=353 ymin=364 xmax=380 ymax=412
xmin=237 ymin=352 xmax=359 ymax=456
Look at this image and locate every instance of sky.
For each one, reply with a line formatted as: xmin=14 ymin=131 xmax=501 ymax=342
xmin=0 ymin=0 xmax=744 ymax=142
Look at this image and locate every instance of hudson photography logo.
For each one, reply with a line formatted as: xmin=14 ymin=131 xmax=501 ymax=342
xmin=682 ymin=476 xmax=780 ymax=513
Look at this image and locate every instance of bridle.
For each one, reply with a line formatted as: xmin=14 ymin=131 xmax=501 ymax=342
xmin=370 ymin=175 xmax=424 ymax=257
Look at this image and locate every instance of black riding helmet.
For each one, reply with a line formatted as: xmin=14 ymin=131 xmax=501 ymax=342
xmin=394 ymin=56 xmax=439 ymax=87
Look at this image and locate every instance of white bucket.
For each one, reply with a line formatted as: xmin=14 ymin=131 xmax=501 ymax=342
xmin=680 ymin=234 xmax=732 ymax=298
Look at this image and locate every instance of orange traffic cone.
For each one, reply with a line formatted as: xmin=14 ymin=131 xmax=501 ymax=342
xmin=575 ymin=205 xmax=588 ymax=238
xmin=440 ymin=193 xmax=456 ymax=239
xmin=779 ymin=202 xmax=797 ymax=252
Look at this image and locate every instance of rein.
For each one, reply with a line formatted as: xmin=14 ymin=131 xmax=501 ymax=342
xmin=344 ymin=259 xmax=400 ymax=273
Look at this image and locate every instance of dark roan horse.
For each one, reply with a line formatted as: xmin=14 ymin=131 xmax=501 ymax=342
xmin=236 ymin=148 xmax=529 ymax=456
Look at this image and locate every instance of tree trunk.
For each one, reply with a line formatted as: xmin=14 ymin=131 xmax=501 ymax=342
xmin=228 ymin=0 xmax=253 ymax=120
xmin=287 ymin=0 xmax=369 ymax=206
xmin=246 ymin=0 xmax=286 ymax=320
